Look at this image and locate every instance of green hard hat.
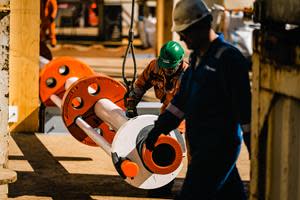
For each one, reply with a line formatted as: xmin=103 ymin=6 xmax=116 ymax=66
xmin=158 ymin=41 xmax=184 ymax=69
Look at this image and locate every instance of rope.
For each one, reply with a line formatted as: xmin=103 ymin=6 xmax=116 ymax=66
xmin=122 ymin=0 xmax=137 ymax=102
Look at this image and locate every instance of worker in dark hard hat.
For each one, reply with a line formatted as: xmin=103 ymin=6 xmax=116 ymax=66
xmin=125 ymin=40 xmax=189 ymax=197
xmin=145 ymin=0 xmax=251 ymax=199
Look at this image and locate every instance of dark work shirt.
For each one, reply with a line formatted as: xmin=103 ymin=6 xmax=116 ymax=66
xmin=170 ymin=35 xmax=251 ymax=152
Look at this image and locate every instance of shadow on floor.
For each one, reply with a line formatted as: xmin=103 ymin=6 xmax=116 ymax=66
xmin=9 ymin=133 xmax=249 ymax=200
xmin=9 ymin=133 xmax=183 ymax=200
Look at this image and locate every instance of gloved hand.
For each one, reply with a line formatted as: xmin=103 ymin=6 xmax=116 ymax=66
xmin=243 ymin=132 xmax=251 ymax=159
xmin=145 ymin=110 xmax=181 ymax=151
xmin=125 ymin=98 xmax=138 ymax=118
xmin=145 ymin=127 xmax=166 ymax=151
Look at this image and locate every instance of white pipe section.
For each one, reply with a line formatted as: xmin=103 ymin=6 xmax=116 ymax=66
xmin=63 ymin=77 xmax=128 ymax=131
xmin=65 ymin=77 xmax=79 ymax=90
xmin=94 ymin=98 xmax=128 ymax=131
xmin=48 ymin=77 xmax=78 ymax=109
xmin=50 ymin=94 xmax=62 ymax=109
xmin=75 ymin=117 xmax=111 ymax=155
xmin=49 ymin=76 xmax=113 ymax=154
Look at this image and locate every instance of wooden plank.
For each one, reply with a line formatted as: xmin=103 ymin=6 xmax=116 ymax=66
xmin=156 ymin=0 xmax=173 ymax=56
xmin=264 ymin=0 xmax=300 ymax=25
xmin=266 ymin=97 xmax=284 ymax=200
xmin=9 ymin=0 xmax=40 ymax=132
xmin=56 ymin=27 xmax=99 ymax=36
xmin=93 ymin=69 xmax=142 ymax=77
xmin=0 ymin=168 xmax=17 ymax=185
xmin=258 ymin=90 xmax=274 ymax=132
xmin=0 ymin=1 xmax=17 ymax=197
xmin=250 ymin=52 xmax=261 ymax=200
xmin=251 ymin=53 xmax=275 ymax=200
xmin=0 ymin=0 xmax=10 ymax=168
xmin=251 ymin=27 xmax=300 ymax=200
xmin=283 ymin=99 xmax=300 ymax=200
xmin=260 ymin=63 xmax=300 ymax=100
xmin=75 ymin=57 xmax=152 ymax=69
xmin=266 ymin=97 xmax=300 ymax=200
xmin=223 ymin=0 xmax=253 ymax=10
xmin=0 ymin=185 xmax=8 ymax=199
xmin=204 ymin=0 xmax=252 ymax=10
xmin=252 ymin=52 xmax=300 ymax=200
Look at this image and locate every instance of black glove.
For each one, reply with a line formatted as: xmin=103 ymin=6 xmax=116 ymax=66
xmin=125 ymin=98 xmax=138 ymax=118
xmin=145 ymin=127 xmax=163 ymax=151
xmin=243 ymin=132 xmax=251 ymax=159
xmin=145 ymin=110 xmax=182 ymax=151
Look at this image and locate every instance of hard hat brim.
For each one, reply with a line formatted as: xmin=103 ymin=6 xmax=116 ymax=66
xmin=158 ymin=57 xmax=181 ymax=69
xmin=172 ymin=13 xmax=209 ymax=32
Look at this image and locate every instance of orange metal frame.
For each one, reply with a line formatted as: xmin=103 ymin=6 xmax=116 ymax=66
xmin=62 ymin=75 xmax=126 ymax=146
xmin=39 ymin=56 xmax=94 ymax=106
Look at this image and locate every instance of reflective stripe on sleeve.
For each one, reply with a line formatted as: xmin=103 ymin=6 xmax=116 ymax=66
xmin=166 ymin=103 xmax=184 ymax=119
xmin=241 ymin=124 xmax=251 ymax=133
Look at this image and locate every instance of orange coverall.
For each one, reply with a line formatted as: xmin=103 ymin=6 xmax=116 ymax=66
xmin=40 ymin=0 xmax=58 ymax=47
xmin=132 ymin=58 xmax=191 ymax=163
xmin=132 ymin=59 xmax=189 ymax=133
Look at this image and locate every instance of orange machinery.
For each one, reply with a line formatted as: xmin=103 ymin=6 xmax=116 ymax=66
xmin=39 ymin=57 xmax=186 ymax=189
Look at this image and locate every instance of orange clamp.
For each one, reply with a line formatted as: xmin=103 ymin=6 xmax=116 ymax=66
xmin=142 ymin=135 xmax=183 ymax=175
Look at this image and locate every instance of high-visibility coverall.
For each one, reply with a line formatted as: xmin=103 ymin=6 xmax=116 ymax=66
xmin=40 ymin=0 xmax=58 ymax=46
xmin=130 ymin=59 xmax=189 ymax=133
xmin=152 ymin=35 xmax=251 ymax=199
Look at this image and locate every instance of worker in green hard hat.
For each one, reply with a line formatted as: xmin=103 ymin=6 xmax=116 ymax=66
xmin=125 ymin=40 xmax=189 ymax=197
xmin=126 ymin=40 xmax=189 ymax=119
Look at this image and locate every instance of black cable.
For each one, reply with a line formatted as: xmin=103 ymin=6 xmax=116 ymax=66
xmin=122 ymin=0 xmax=137 ymax=102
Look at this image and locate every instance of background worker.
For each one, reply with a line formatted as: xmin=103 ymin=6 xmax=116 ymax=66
xmin=125 ymin=40 xmax=188 ymax=197
xmin=40 ymin=0 xmax=58 ymax=47
xmin=145 ymin=0 xmax=251 ymax=199
xmin=126 ymin=40 xmax=189 ymax=121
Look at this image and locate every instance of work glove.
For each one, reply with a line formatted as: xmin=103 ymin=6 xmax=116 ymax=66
xmin=145 ymin=110 xmax=182 ymax=151
xmin=145 ymin=126 xmax=165 ymax=151
xmin=243 ymin=132 xmax=251 ymax=159
xmin=125 ymin=98 xmax=138 ymax=118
